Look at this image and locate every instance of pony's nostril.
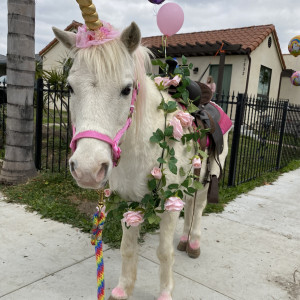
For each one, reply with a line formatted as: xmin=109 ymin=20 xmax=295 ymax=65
xmin=70 ymin=161 xmax=76 ymax=173
xmin=69 ymin=159 xmax=82 ymax=179
xmin=95 ymin=163 xmax=108 ymax=183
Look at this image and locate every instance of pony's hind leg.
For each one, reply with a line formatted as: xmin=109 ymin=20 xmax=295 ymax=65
xmin=177 ymin=195 xmax=193 ymax=251
xmin=109 ymin=223 xmax=140 ymax=300
xmin=185 ymin=184 xmax=209 ymax=258
xmin=177 ymin=185 xmax=208 ymax=258
xmin=157 ymin=210 xmax=180 ymax=300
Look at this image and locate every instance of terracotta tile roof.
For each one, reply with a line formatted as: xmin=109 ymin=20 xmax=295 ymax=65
xmin=142 ymin=24 xmax=285 ymax=69
xmin=39 ymin=20 xmax=83 ymax=56
xmin=142 ymin=24 xmax=274 ymax=51
xmin=39 ymin=22 xmax=285 ymax=69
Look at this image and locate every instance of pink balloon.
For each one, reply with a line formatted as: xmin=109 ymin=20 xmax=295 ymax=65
xmin=157 ymin=3 xmax=184 ymax=37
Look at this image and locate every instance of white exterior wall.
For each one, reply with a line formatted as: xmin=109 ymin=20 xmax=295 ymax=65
xmin=151 ymin=55 xmax=248 ymax=95
xmin=41 ymin=42 xmax=71 ymax=71
xmin=247 ymin=33 xmax=283 ymax=99
xmin=280 ymin=54 xmax=300 ymax=105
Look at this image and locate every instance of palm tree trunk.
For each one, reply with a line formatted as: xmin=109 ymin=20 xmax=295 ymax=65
xmin=0 ymin=0 xmax=37 ymax=184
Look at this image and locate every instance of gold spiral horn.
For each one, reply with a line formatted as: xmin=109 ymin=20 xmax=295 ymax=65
xmin=76 ymin=0 xmax=102 ymax=30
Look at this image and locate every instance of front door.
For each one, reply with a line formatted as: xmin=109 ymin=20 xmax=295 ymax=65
xmin=209 ymin=64 xmax=232 ymax=111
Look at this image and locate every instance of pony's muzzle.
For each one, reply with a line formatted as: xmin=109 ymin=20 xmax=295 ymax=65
xmin=69 ymin=157 xmax=109 ymax=189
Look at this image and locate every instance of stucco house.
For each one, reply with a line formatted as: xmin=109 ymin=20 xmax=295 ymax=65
xmin=279 ymin=54 xmax=300 ymax=105
xmin=39 ymin=22 xmax=298 ymax=104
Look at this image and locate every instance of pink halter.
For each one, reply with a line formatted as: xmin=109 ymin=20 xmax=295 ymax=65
xmin=70 ymin=84 xmax=139 ymax=167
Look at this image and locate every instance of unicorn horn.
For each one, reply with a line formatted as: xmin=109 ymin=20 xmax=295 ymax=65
xmin=76 ymin=0 xmax=102 ymax=30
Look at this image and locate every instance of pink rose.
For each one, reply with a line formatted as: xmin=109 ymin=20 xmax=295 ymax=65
xmin=164 ymin=197 xmax=185 ymax=212
xmin=154 ymin=75 xmax=181 ymax=89
xmin=175 ymin=111 xmax=194 ymax=128
xmin=154 ymin=76 xmax=164 ymax=86
xmin=122 ymin=211 xmax=144 ymax=227
xmin=104 ymin=189 xmax=111 ymax=197
xmin=151 ymin=167 xmax=162 ymax=180
xmin=192 ymin=156 xmax=202 ymax=169
xmin=169 ymin=116 xmax=183 ymax=141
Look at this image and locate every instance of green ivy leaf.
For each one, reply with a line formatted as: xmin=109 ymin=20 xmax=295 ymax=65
xmin=148 ymin=179 xmax=157 ymax=191
xmin=168 ymin=183 xmax=179 ymax=190
xmin=171 ymin=92 xmax=182 ymax=99
xmin=141 ymin=194 xmax=153 ymax=205
xmin=183 ymin=190 xmax=193 ymax=197
xmin=198 ymin=149 xmax=208 ymax=159
xmin=183 ymin=68 xmax=190 ymax=77
xmin=148 ymin=214 xmax=161 ymax=225
xmin=186 ymin=143 xmax=192 ymax=152
xmin=167 ymin=101 xmax=178 ymax=113
xmin=163 ymin=189 xmax=173 ymax=199
xmin=177 ymin=190 xmax=184 ymax=199
xmin=187 ymin=187 xmax=197 ymax=194
xmin=182 ymin=55 xmax=187 ymax=65
xmin=193 ymin=181 xmax=203 ymax=190
xmin=181 ymin=90 xmax=189 ymax=102
xmin=169 ymin=156 xmax=178 ymax=164
xmin=187 ymin=103 xmax=199 ymax=114
xmin=152 ymin=59 xmax=166 ymax=69
xmin=164 ymin=126 xmax=173 ymax=137
xmin=157 ymin=157 xmax=167 ymax=164
xmin=179 ymin=167 xmax=186 ymax=177
xmin=188 ymin=63 xmax=193 ymax=70
xmin=159 ymin=141 xmax=168 ymax=149
xmin=169 ymin=148 xmax=175 ymax=156
xmin=150 ymin=129 xmax=164 ymax=143
xmin=168 ymin=162 xmax=177 ymax=174
xmin=181 ymin=178 xmax=189 ymax=188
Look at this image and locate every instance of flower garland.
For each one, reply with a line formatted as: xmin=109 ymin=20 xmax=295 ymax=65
xmin=104 ymin=55 xmax=209 ymax=228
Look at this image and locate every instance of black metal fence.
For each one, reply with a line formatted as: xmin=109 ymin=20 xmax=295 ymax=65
xmin=34 ymin=78 xmax=72 ymax=174
xmin=0 ymin=82 xmax=300 ymax=187
xmin=216 ymin=93 xmax=300 ymax=186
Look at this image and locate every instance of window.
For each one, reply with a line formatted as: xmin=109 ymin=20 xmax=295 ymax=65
xmin=257 ymin=65 xmax=272 ymax=111
xmin=257 ymin=65 xmax=272 ymax=98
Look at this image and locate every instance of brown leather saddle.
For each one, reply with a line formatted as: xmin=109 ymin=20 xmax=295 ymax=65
xmin=187 ymin=82 xmax=224 ymax=155
xmin=186 ymin=81 xmax=224 ymax=204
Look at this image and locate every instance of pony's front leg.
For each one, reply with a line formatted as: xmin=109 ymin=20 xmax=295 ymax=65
xmin=157 ymin=211 xmax=180 ymax=300
xmin=109 ymin=223 xmax=140 ymax=300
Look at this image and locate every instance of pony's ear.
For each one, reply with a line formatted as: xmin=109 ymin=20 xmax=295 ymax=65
xmin=52 ymin=27 xmax=76 ymax=50
xmin=120 ymin=22 xmax=141 ymax=54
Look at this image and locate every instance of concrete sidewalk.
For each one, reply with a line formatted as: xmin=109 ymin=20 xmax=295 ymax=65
xmin=1 ymin=168 xmax=300 ymax=300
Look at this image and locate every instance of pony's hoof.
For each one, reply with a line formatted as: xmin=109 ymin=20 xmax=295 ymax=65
xmin=177 ymin=240 xmax=188 ymax=251
xmin=157 ymin=291 xmax=172 ymax=300
xmin=109 ymin=286 xmax=128 ymax=300
xmin=186 ymin=241 xmax=200 ymax=259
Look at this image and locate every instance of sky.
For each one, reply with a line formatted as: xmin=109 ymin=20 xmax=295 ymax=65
xmin=0 ymin=0 xmax=298 ymax=56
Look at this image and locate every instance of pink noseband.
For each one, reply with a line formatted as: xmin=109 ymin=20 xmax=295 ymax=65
xmin=70 ymin=84 xmax=139 ymax=167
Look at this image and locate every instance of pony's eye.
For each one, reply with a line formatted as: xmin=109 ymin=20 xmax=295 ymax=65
xmin=67 ymin=83 xmax=74 ymax=94
xmin=121 ymin=85 xmax=132 ymax=96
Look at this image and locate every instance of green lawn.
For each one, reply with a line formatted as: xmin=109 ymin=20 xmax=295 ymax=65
xmin=1 ymin=159 xmax=299 ymax=248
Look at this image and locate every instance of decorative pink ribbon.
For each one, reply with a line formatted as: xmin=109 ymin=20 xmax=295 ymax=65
xmin=70 ymin=85 xmax=138 ymax=167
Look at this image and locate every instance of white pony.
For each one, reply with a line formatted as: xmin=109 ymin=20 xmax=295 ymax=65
xmin=53 ymin=22 xmax=229 ymax=300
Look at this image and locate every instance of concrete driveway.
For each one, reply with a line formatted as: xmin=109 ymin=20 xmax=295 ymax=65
xmin=1 ymin=168 xmax=300 ymax=300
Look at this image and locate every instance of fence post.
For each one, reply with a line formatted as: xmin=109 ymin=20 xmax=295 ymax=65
xmin=35 ymin=78 xmax=43 ymax=170
xmin=276 ymin=101 xmax=288 ymax=170
xmin=228 ymin=93 xmax=245 ymax=186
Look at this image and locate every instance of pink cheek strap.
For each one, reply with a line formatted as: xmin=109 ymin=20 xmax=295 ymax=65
xmin=69 ymin=85 xmax=138 ymax=167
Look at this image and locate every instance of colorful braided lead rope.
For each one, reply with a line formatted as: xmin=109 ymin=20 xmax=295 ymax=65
xmin=91 ymin=209 xmax=106 ymax=300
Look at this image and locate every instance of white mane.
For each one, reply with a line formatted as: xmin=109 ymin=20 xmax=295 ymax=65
xmin=74 ymin=40 xmax=152 ymax=129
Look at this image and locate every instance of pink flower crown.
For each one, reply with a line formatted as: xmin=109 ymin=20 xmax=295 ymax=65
xmin=76 ymin=21 xmax=120 ymax=48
